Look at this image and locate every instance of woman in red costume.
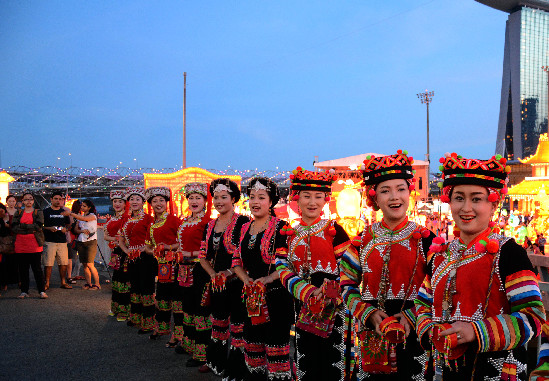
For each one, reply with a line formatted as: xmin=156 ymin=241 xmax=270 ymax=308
xmin=275 ymin=167 xmax=354 ymax=381
xmin=199 ymin=178 xmax=250 ymax=376
xmin=104 ymin=190 xmax=129 ymax=321
xmin=415 ymin=153 xmax=545 ymax=380
xmin=232 ymin=177 xmax=294 ymax=381
xmin=340 ymin=150 xmax=434 ymax=380
xmin=172 ymin=182 xmax=212 ymax=368
xmin=118 ymin=187 xmax=153 ymax=328
xmin=143 ymin=186 xmax=181 ymax=338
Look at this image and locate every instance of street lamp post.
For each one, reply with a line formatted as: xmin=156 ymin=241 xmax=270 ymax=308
xmin=417 ymin=90 xmax=435 ymax=200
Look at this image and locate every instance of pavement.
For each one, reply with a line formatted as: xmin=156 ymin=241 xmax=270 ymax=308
xmin=0 ymin=264 xmax=218 ymax=381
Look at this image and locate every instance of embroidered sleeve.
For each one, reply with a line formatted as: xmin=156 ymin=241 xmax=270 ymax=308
xmin=332 ymin=222 xmax=351 ymax=260
xmin=414 ymin=262 xmax=435 ymax=349
xmin=231 ymin=221 xmax=250 ymax=268
xmin=402 ymin=231 xmax=434 ymax=327
xmin=198 ymin=221 xmax=214 ymax=260
xmin=530 ymin=323 xmax=549 ymax=380
xmin=275 ymin=233 xmax=316 ymax=303
xmin=144 ymin=223 xmax=152 ymax=246
xmin=340 ymin=240 xmax=378 ymax=326
xmin=471 ymin=240 xmax=546 ymax=352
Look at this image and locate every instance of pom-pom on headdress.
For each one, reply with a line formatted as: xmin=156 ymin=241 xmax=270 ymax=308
xmin=437 ymin=153 xmax=510 ymax=203
xmin=124 ymin=186 xmax=146 ymax=201
xmin=184 ymin=182 xmax=208 ymax=198
xmin=209 ymin=178 xmax=241 ymax=202
xmin=289 ymin=167 xmax=337 ymax=201
xmin=145 ymin=186 xmax=171 ymax=203
xmin=361 ymin=150 xmax=416 ymax=210
xmin=110 ymin=190 xmax=126 ymax=200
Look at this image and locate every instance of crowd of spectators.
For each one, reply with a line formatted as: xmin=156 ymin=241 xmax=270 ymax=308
xmin=0 ymin=191 xmax=95 ymax=298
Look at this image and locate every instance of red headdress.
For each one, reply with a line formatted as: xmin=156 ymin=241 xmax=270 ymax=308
xmin=438 ymin=153 xmax=510 ymax=203
xmin=361 ymin=150 xmax=415 ymax=210
xmin=289 ymin=167 xmax=337 ymax=201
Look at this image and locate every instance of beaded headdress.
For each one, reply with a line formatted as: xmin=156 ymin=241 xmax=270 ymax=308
xmin=289 ymin=167 xmax=337 ymax=201
xmin=248 ymin=177 xmax=280 ymax=206
xmin=109 ymin=190 xmax=126 ymax=200
xmin=124 ymin=186 xmax=146 ymax=201
xmin=209 ymin=178 xmax=241 ymax=202
xmin=361 ymin=150 xmax=416 ymax=210
xmin=438 ymin=153 xmax=510 ymax=203
xmin=184 ymin=182 xmax=208 ymax=198
xmin=145 ymin=186 xmax=171 ymax=202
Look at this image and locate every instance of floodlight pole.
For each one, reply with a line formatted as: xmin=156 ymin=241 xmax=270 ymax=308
xmin=417 ymin=90 xmax=435 ymax=199
xmin=543 ymin=66 xmax=549 ymax=133
xmin=183 ymin=72 xmax=187 ymax=169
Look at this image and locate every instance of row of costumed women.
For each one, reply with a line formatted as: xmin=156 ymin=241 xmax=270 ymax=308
xmin=102 ymin=150 xmax=549 ymax=381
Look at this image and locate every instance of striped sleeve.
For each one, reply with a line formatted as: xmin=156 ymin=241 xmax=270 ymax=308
xmin=402 ymin=306 xmax=418 ymax=327
xmin=529 ymin=322 xmax=549 ymax=381
xmin=275 ymin=245 xmax=317 ymax=303
xmin=472 ymin=269 xmax=545 ymax=352
xmin=340 ymin=243 xmax=378 ymax=326
xmin=414 ymin=273 xmax=435 ymax=348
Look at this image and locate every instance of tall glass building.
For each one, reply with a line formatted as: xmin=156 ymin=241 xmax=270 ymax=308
xmin=477 ymin=1 xmax=549 ymax=160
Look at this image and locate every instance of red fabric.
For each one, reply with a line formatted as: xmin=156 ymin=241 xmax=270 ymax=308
xmin=122 ymin=214 xmax=154 ymax=249
xmin=361 ymin=220 xmax=427 ymax=301
xmin=178 ymin=214 xmax=211 ymax=252
xmin=15 ymin=212 xmax=42 ymax=253
xmin=431 ymin=230 xmax=508 ymax=321
xmin=290 ymin=217 xmax=337 ymax=275
xmin=105 ymin=214 xmax=129 ymax=237
xmin=146 ymin=214 xmax=181 ymax=246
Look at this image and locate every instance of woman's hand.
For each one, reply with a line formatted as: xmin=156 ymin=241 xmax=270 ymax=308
xmin=83 ymin=229 xmax=90 ymax=235
xmin=367 ymin=310 xmax=389 ymax=336
xmin=439 ymin=321 xmax=476 ymax=345
xmin=254 ymin=276 xmax=272 ymax=286
xmin=393 ymin=312 xmax=411 ymax=338
xmin=181 ymin=251 xmax=192 ymax=258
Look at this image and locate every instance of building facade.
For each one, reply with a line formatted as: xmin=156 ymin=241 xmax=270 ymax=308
xmin=478 ymin=1 xmax=549 ymax=160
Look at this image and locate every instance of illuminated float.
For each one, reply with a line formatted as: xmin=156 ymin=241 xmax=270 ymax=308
xmin=144 ymin=167 xmax=241 ymax=217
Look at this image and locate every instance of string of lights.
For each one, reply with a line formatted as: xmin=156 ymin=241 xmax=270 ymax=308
xmin=4 ymin=165 xmax=293 ymax=196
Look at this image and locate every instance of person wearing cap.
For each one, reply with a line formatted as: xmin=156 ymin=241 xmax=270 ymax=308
xmin=118 ymin=187 xmax=154 ymax=327
xmin=104 ymin=190 xmax=129 ymax=321
xmin=415 ymin=153 xmax=545 ymax=380
xmin=231 ymin=177 xmax=294 ymax=380
xmin=275 ymin=167 xmax=353 ymax=381
xmin=340 ymin=150 xmax=434 ymax=380
xmin=143 ymin=186 xmax=181 ymax=338
xmin=199 ymin=178 xmax=250 ymax=376
xmin=172 ymin=182 xmax=212 ymax=367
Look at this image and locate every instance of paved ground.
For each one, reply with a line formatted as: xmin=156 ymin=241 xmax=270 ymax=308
xmin=0 ymin=265 xmax=218 ymax=381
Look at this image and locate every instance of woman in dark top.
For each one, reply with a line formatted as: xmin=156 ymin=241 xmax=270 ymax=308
xmin=11 ymin=192 xmax=47 ymax=299
xmin=199 ymin=178 xmax=250 ymax=376
xmin=232 ymin=177 xmax=294 ymax=381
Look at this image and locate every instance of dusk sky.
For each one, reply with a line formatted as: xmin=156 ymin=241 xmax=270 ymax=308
xmin=0 ymin=1 xmax=509 ymax=172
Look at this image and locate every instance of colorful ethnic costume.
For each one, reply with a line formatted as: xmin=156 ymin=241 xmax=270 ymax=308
xmin=173 ymin=182 xmax=212 ymax=363
xmin=120 ymin=187 xmax=154 ymax=327
xmin=199 ymin=178 xmax=250 ymax=377
xmin=275 ymin=167 xmax=354 ymax=381
xmin=105 ymin=190 xmax=129 ymax=320
xmin=231 ymin=177 xmax=294 ymax=381
xmin=144 ymin=187 xmax=181 ymax=335
xmin=414 ymin=154 xmax=546 ymax=380
xmin=530 ymin=323 xmax=549 ymax=380
xmin=340 ymin=151 xmax=434 ymax=380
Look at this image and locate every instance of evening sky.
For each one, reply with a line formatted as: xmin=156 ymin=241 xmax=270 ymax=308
xmin=0 ymin=1 xmax=508 ymax=172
